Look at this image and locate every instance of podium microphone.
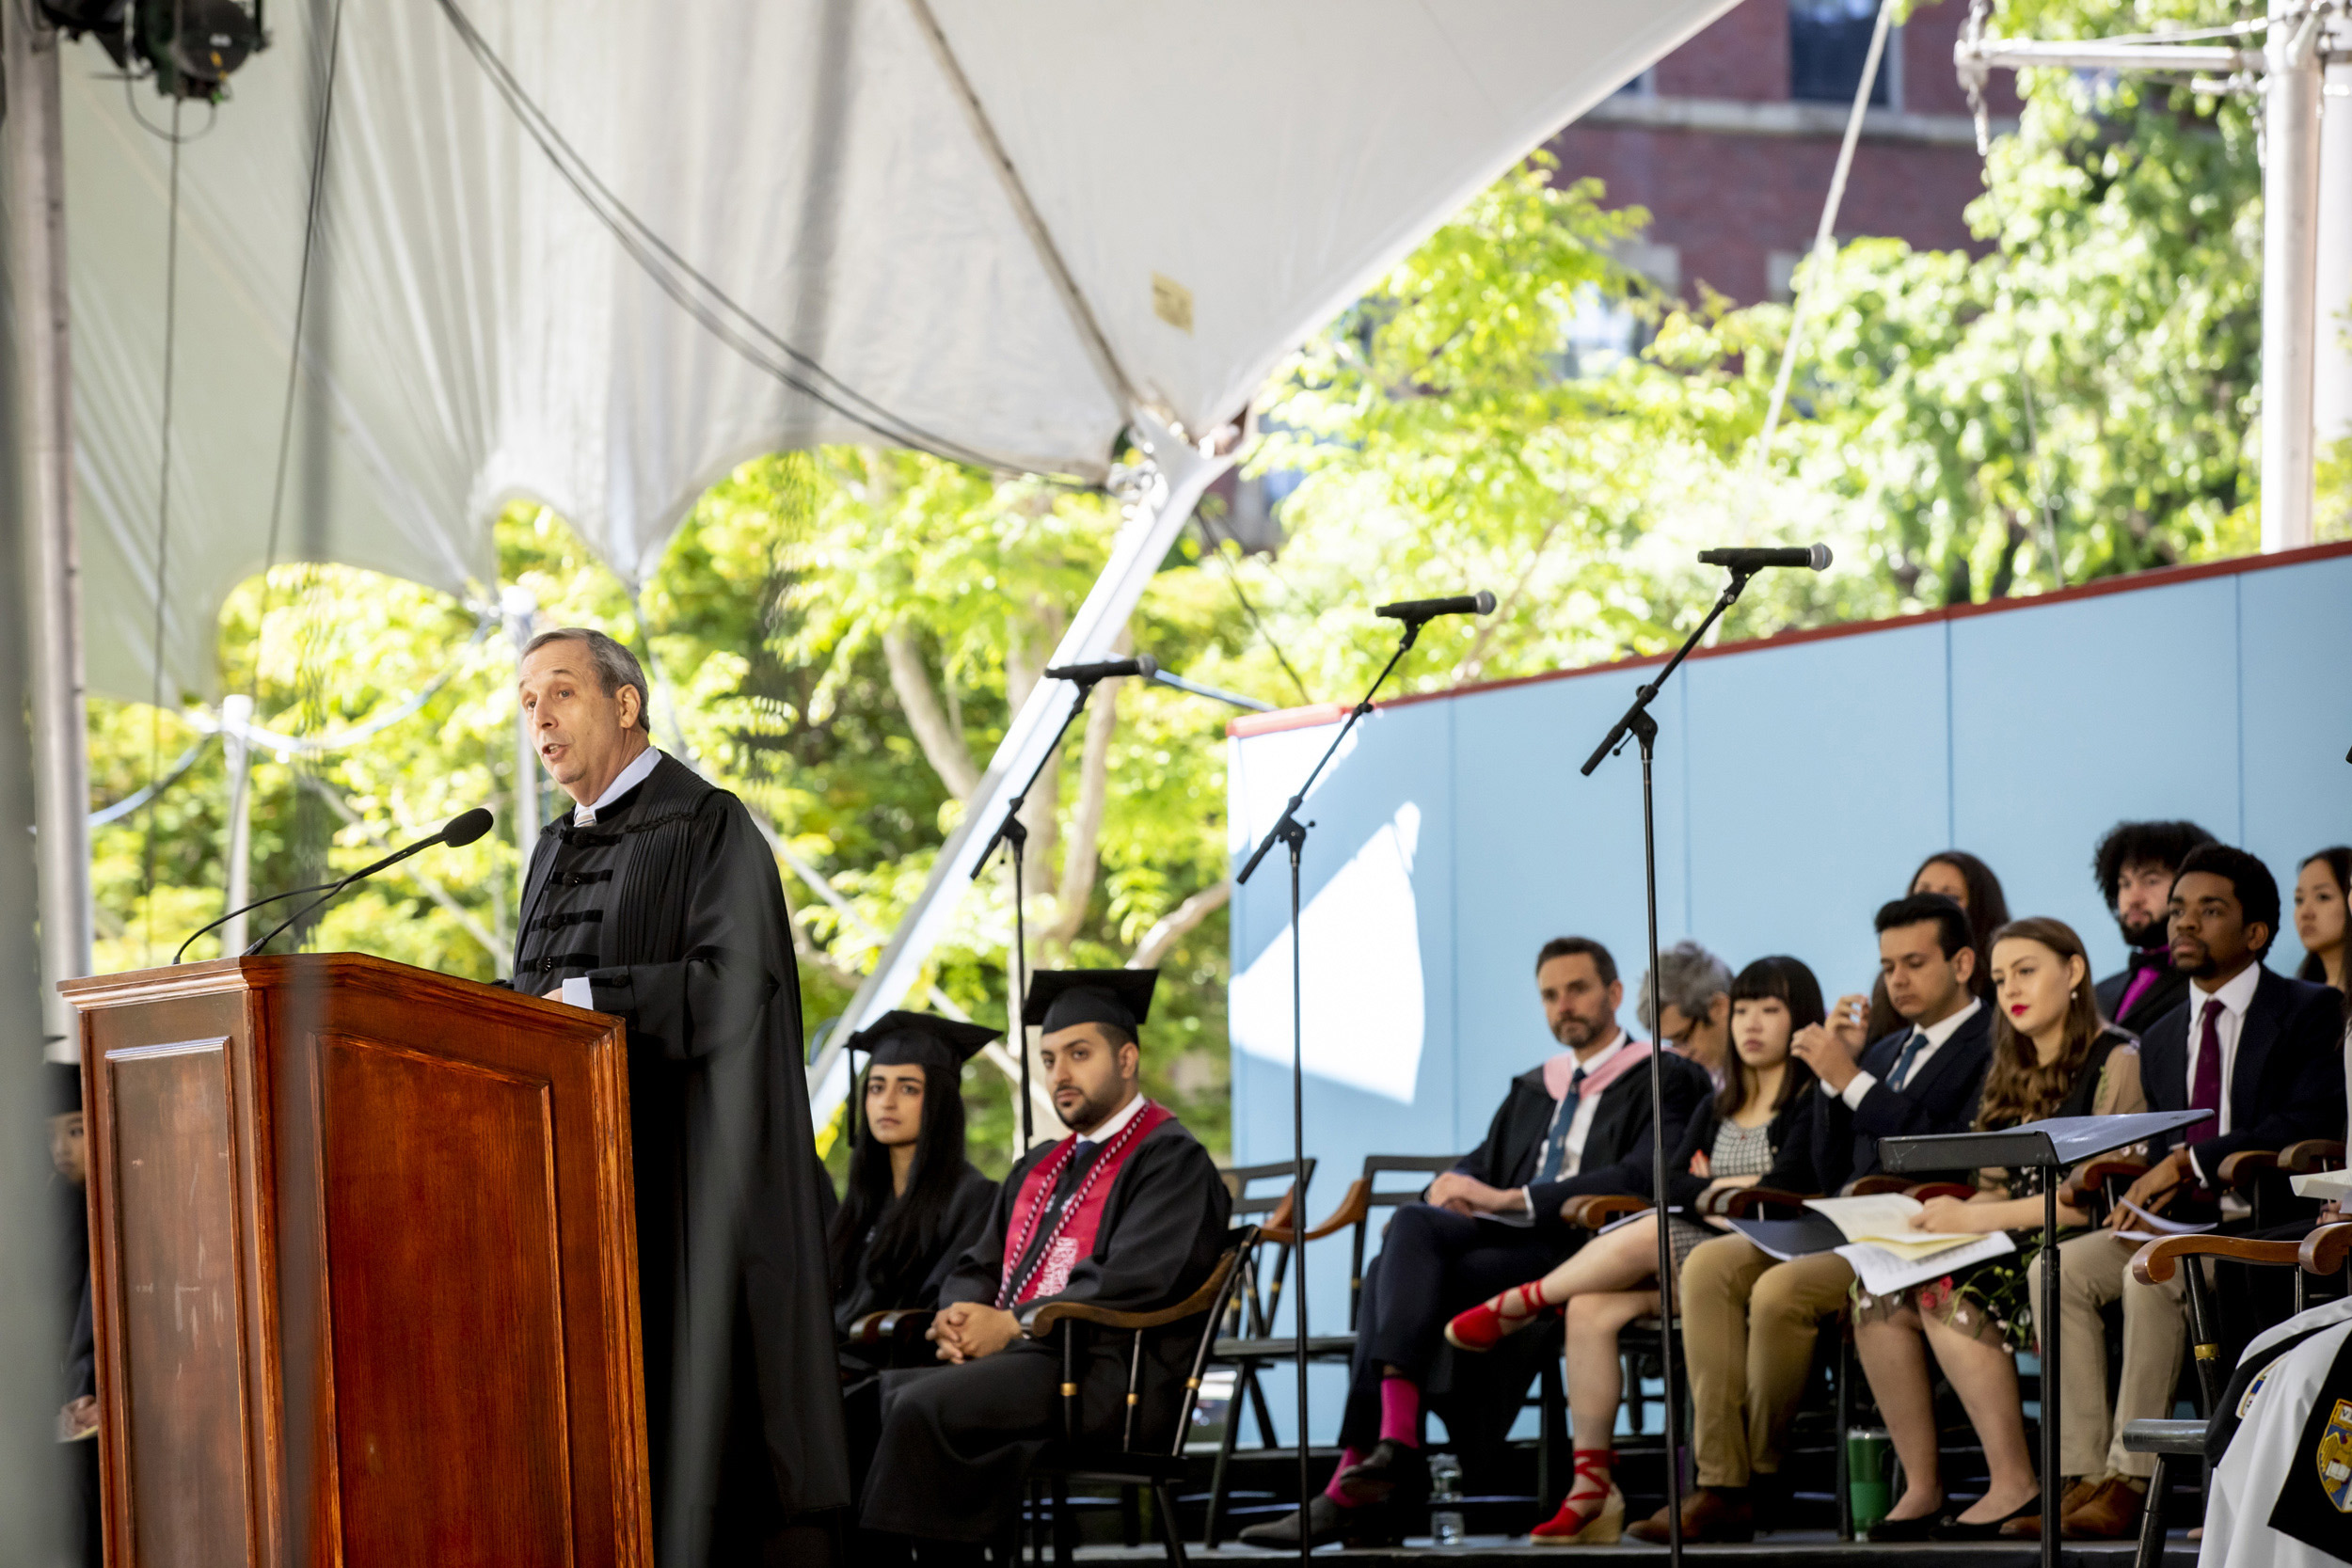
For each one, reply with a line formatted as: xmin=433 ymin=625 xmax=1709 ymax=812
xmin=1696 ymin=545 xmax=1833 ymax=571
xmin=1375 ymin=590 xmax=1495 ymax=625
xmin=1042 ymin=655 xmax=1158 ymax=684
xmin=220 ymin=807 xmax=496 ymax=960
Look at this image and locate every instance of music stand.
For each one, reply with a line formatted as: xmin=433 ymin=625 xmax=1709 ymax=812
xmin=1881 ymin=1109 xmax=2203 ymax=1567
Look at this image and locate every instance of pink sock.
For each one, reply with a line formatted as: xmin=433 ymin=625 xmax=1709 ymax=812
xmin=1323 ymin=1447 xmax=1364 ymax=1506
xmin=1378 ymin=1375 xmax=1422 ymax=1447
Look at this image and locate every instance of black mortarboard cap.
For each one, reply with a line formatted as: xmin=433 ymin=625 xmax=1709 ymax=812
xmin=844 ymin=1010 xmax=999 ymax=1071
xmin=45 ymin=1061 xmax=82 ymax=1117
xmin=1022 ymin=969 xmax=1159 ymax=1035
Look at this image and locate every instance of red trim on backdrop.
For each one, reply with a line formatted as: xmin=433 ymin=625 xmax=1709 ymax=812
xmin=1225 ymin=540 xmax=2352 ymax=739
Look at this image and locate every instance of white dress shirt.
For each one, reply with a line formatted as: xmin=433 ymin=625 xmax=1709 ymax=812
xmin=2181 ymin=960 xmax=2262 ymax=1185
xmin=1835 ymin=996 xmax=1983 ymax=1111
xmin=573 ymin=743 xmax=661 ymax=826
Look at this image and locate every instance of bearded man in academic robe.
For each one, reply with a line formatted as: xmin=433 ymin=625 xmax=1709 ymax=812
xmin=513 ymin=626 xmax=849 ymax=1565
xmin=859 ymin=969 xmax=1232 ymax=1557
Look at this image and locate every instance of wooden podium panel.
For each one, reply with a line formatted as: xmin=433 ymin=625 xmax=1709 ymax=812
xmin=63 ymin=954 xmax=652 ymax=1568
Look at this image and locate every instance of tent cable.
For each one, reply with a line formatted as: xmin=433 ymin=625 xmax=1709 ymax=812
xmin=139 ymin=95 xmax=185 ymax=959
xmin=429 ymin=0 xmax=1090 ymax=485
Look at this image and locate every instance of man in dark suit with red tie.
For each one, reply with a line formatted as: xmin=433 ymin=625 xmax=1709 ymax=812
xmin=2028 ymin=843 xmax=2346 ymax=1540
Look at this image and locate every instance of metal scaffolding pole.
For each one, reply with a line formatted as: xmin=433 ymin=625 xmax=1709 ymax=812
xmin=2263 ymin=0 xmax=2326 ymax=551
xmin=1957 ymin=4 xmax=2338 ymax=554
xmin=7 ymin=10 xmax=91 ymax=1046
xmin=2312 ymin=31 xmax=2352 ymax=448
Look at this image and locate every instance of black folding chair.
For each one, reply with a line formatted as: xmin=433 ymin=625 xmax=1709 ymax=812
xmin=1018 ymin=1225 xmax=1263 ymax=1565
xmin=1200 ymin=1152 xmax=1458 ymax=1544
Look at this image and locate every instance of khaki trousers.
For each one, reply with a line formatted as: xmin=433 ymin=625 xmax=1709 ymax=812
xmin=1680 ymin=1234 xmax=1855 ymax=1488
xmin=2026 ymin=1231 xmax=2188 ymax=1480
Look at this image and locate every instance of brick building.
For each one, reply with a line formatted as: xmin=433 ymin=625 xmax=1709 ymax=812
xmin=1549 ymin=0 xmax=2021 ymax=305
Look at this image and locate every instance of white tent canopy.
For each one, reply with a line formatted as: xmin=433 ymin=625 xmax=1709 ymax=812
xmin=65 ymin=0 xmax=1738 ymax=701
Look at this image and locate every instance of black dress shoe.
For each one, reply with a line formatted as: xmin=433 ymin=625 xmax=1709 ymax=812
xmin=1333 ymin=1438 xmax=1430 ymax=1505
xmin=1236 ymin=1495 xmax=1348 ymax=1549
xmin=1931 ymin=1494 xmax=2042 ymax=1542
xmin=1864 ymin=1510 xmax=1947 ymax=1542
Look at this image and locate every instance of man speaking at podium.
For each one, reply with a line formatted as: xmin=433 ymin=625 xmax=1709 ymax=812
xmin=513 ymin=626 xmax=849 ymax=1564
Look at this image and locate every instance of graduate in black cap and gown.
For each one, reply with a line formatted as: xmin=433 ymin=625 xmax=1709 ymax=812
xmin=858 ymin=970 xmax=1232 ymax=1553
xmin=830 ymin=1011 xmax=1001 ymax=1343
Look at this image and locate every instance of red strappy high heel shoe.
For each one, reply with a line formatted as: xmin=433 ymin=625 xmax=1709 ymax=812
xmin=1530 ymin=1450 xmax=1624 ymax=1545
xmin=1443 ymin=1280 xmax=1550 ymax=1352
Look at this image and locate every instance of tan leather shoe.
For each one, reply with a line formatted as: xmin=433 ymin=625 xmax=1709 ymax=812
xmin=2001 ymin=1478 xmax=2098 ymax=1539
xmin=2059 ymin=1476 xmax=2146 ymax=1540
xmin=1624 ymin=1487 xmax=1755 ymax=1544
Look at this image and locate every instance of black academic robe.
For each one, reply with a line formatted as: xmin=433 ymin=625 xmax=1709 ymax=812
xmin=1452 ymin=1045 xmax=1715 ymax=1236
xmin=859 ymin=1110 xmax=1231 ymax=1544
xmin=2096 ymin=946 xmax=2195 ymax=1037
xmin=514 ymin=752 xmax=849 ymax=1562
xmin=832 ymin=1162 xmax=998 ymax=1336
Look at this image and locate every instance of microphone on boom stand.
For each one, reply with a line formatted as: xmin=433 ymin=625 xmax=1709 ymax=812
xmin=1233 ymin=587 xmax=1490 ymax=1565
xmin=1041 ymin=655 xmax=1158 ymax=684
xmin=211 ymin=807 xmax=496 ymax=960
xmin=1574 ymin=543 xmax=1826 ymax=1567
xmin=975 ymin=654 xmax=1159 ymax=1151
xmin=1373 ymin=589 xmax=1496 ymax=625
xmin=1694 ymin=544 xmax=1832 ymax=571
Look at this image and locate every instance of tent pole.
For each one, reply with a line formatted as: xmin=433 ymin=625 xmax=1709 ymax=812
xmin=220 ymin=695 xmax=257 ymax=954
xmin=2262 ymin=0 xmax=2324 ymax=553
xmin=503 ymin=586 xmax=542 ymax=857
xmin=2311 ymin=22 xmax=2352 ymax=457
xmin=809 ymin=414 xmax=1239 ymax=1104
xmin=7 ymin=9 xmax=91 ymax=1042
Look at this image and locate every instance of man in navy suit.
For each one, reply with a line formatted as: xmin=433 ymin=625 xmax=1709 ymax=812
xmin=1633 ymin=894 xmax=1993 ymax=1544
xmin=2028 ymin=844 xmax=2346 ymax=1540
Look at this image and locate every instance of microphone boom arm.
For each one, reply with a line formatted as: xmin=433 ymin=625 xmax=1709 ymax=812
xmin=1234 ymin=621 xmax=1422 ymax=887
xmin=1579 ymin=568 xmax=1752 ymax=778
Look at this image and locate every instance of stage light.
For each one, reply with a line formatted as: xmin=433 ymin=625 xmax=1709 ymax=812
xmin=43 ymin=0 xmax=267 ymax=103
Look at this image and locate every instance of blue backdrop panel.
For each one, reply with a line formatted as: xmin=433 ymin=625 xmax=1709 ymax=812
xmin=2238 ymin=552 xmax=2352 ymax=891
xmin=1947 ymin=575 xmax=2246 ymax=979
xmin=1227 ymin=546 xmax=2352 ymax=1446
xmin=1684 ymin=620 xmax=1952 ymax=997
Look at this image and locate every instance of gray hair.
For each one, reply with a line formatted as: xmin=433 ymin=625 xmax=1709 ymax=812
xmin=524 ymin=626 xmax=653 ymax=733
xmin=1635 ymin=940 xmax=1733 ymax=1036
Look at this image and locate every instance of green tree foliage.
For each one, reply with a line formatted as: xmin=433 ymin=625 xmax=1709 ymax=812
xmin=1778 ymin=0 xmax=2268 ymax=601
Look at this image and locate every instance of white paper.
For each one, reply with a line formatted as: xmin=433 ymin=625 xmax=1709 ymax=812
xmin=2116 ymin=1198 xmax=2216 ymax=1237
xmin=560 ymin=976 xmax=595 ymax=1010
xmin=1803 ymin=1193 xmax=1982 ymax=1257
xmin=1838 ymin=1233 xmax=2014 ymax=1296
xmin=2290 ymin=1169 xmax=2352 ymax=1200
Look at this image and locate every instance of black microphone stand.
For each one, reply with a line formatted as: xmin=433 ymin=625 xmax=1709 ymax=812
xmin=972 ymin=674 xmax=1115 ymax=1152
xmin=1579 ymin=565 xmax=1754 ymax=1567
xmin=1234 ymin=618 xmax=1426 ymax=1565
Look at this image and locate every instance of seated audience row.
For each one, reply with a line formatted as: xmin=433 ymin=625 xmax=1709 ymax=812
xmin=818 ymin=820 xmax=2349 ymax=1559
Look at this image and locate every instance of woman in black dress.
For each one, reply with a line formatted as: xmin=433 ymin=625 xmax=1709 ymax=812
xmin=831 ymin=1012 xmax=1000 ymax=1349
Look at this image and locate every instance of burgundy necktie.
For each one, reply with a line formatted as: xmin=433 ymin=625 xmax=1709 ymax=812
xmin=2115 ymin=948 xmax=2169 ymax=1022
xmin=2185 ymin=998 xmax=2224 ymax=1150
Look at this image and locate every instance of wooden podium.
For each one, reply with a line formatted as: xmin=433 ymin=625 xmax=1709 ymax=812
xmin=61 ymin=953 xmax=653 ymax=1568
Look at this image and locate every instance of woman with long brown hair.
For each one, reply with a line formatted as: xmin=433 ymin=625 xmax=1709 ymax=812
xmin=1850 ymin=917 xmax=2145 ymax=1541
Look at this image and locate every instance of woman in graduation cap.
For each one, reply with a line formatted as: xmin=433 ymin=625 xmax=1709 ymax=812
xmin=858 ymin=969 xmax=1232 ymax=1553
xmin=829 ymin=1012 xmax=1001 ymax=1343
